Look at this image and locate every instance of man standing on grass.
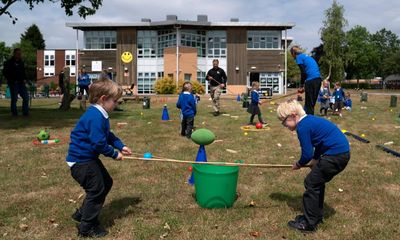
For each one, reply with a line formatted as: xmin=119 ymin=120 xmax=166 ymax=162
xmin=2 ymin=48 xmax=29 ymax=116
xmin=206 ymin=59 xmax=227 ymax=116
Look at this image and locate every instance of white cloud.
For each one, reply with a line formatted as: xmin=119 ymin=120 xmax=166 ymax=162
xmin=0 ymin=0 xmax=399 ymax=51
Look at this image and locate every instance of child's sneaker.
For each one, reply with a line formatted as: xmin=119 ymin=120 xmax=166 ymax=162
xmin=288 ymin=218 xmax=316 ymax=233
xmin=71 ymin=209 xmax=82 ymax=222
xmin=78 ymin=225 xmax=108 ymax=238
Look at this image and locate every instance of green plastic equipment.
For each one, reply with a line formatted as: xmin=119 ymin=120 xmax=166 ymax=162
xmin=193 ymin=164 xmax=239 ymax=209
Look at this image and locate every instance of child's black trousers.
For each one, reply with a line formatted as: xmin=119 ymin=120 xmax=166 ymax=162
xmin=303 ymin=152 xmax=350 ymax=226
xmin=181 ymin=117 xmax=194 ymax=138
xmin=70 ymin=160 xmax=113 ymax=231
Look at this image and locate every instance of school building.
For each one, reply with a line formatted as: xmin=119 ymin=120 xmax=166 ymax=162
xmin=37 ymin=15 xmax=294 ymax=95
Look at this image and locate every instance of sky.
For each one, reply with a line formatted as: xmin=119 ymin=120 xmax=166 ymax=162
xmin=1 ymin=0 xmax=400 ymax=51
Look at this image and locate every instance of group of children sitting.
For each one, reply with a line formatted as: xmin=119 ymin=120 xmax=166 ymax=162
xmin=319 ymin=80 xmax=352 ymax=117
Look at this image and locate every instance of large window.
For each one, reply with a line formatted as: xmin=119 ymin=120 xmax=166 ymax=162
xmin=84 ymin=31 xmax=117 ymax=50
xmin=65 ymin=50 xmax=76 ymax=76
xmin=157 ymin=30 xmax=176 ymax=57
xmin=137 ymin=72 xmax=156 ymax=94
xmin=207 ymin=31 xmax=227 ymax=58
xmin=137 ymin=31 xmax=157 ymax=58
xmin=197 ymin=71 xmax=206 ymax=85
xmin=247 ymin=31 xmax=280 ymax=49
xmin=44 ymin=54 xmax=54 ymax=67
xmin=181 ymin=30 xmax=206 ymax=57
xmin=44 ymin=50 xmax=55 ymax=76
xmin=260 ymin=72 xmax=281 ymax=93
xmin=157 ymin=30 xmax=206 ymax=57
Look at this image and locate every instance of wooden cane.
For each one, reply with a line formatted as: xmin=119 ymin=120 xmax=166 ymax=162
xmin=123 ymin=156 xmax=293 ymax=168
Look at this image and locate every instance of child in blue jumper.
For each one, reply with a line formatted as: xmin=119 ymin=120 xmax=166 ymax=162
xmin=247 ymin=81 xmax=266 ymax=125
xmin=177 ymin=82 xmax=197 ymax=138
xmin=277 ymin=99 xmax=350 ymax=232
xmin=332 ymin=82 xmax=345 ymax=117
xmin=344 ymin=92 xmax=352 ymax=111
xmin=66 ymin=79 xmax=132 ymax=238
xmin=318 ymin=80 xmax=331 ymax=116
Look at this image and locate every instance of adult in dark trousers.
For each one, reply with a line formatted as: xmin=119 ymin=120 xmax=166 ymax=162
xmin=290 ymin=46 xmax=322 ymax=115
xmin=206 ymin=59 xmax=227 ymax=116
xmin=2 ymin=48 xmax=29 ymax=116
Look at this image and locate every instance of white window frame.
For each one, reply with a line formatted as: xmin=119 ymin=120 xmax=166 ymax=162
xmin=65 ymin=50 xmax=76 ymax=76
xmin=137 ymin=30 xmax=157 ymax=58
xmin=259 ymin=72 xmax=283 ymax=94
xmin=44 ymin=50 xmax=55 ymax=77
xmin=137 ymin=72 xmax=157 ymax=94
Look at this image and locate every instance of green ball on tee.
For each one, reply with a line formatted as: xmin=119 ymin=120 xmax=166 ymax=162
xmin=191 ymin=128 xmax=215 ymax=145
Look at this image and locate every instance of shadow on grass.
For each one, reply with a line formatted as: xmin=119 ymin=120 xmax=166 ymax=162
xmin=0 ymin=105 xmax=132 ymax=129
xmin=101 ymin=196 xmax=142 ymax=228
xmin=269 ymin=192 xmax=336 ymax=219
xmin=0 ymin=105 xmax=86 ymax=129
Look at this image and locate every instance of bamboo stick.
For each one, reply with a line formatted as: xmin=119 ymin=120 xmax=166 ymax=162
xmin=123 ymin=156 xmax=293 ymax=169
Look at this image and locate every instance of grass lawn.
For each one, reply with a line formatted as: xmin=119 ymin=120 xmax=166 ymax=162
xmin=0 ymin=91 xmax=399 ymax=240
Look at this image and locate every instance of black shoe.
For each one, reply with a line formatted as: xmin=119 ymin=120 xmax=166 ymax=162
xmin=71 ymin=209 xmax=82 ymax=222
xmin=295 ymin=215 xmax=306 ymax=222
xmin=78 ymin=225 xmax=108 ymax=238
xmin=213 ymin=111 xmax=220 ymax=116
xmin=294 ymin=215 xmax=323 ymax=225
xmin=288 ymin=219 xmax=316 ymax=233
xmin=248 ymin=122 xmax=255 ymax=126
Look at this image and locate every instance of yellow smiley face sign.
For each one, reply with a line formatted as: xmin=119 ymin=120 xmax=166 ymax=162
xmin=121 ymin=52 xmax=133 ymax=63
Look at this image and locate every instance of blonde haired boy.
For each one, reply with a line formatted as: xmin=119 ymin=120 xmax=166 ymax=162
xmin=66 ymin=79 xmax=132 ymax=237
xmin=277 ymin=99 xmax=350 ymax=232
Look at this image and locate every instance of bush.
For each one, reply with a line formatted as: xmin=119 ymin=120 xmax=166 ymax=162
xmin=154 ymin=78 xmax=206 ymax=95
xmin=49 ymin=81 xmax=57 ymax=91
xmin=154 ymin=77 xmax=177 ymax=94
xmin=176 ymin=79 xmax=205 ymax=94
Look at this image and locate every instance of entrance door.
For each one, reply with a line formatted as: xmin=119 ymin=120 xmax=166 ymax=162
xmin=249 ymin=72 xmax=260 ymax=86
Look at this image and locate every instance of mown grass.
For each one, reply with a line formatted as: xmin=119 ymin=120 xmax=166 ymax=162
xmin=0 ymin=91 xmax=399 ymax=240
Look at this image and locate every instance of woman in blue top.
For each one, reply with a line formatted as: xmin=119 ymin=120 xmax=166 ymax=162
xmin=290 ymin=46 xmax=322 ymax=115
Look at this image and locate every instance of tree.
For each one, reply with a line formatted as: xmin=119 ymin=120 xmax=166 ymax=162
xmin=371 ymin=28 xmax=400 ymax=78
xmin=11 ymin=24 xmax=46 ymax=82
xmin=0 ymin=41 xmax=12 ymax=86
xmin=286 ymin=50 xmax=300 ymax=85
xmin=344 ymin=26 xmax=375 ymax=81
xmin=0 ymin=0 xmax=103 ymax=24
xmin=21 ymin=24 xmax=45 ymax=50
xmin=320 ymin=0 xmax=348 ymax=82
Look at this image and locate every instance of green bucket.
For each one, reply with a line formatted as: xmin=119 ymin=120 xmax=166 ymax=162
xmin=193 ymin=164 xmax=239 ymax=209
